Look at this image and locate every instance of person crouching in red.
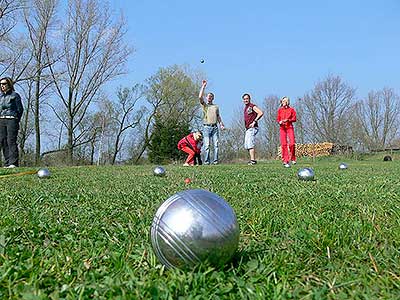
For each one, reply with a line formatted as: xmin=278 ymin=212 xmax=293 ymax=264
xmin=277 ymin=96 xmax=297 ymax=168
xmin=177 ymin=131 xmax=203 ymax=166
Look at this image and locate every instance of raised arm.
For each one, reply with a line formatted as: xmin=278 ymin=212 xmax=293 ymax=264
xmin=198 ymin=80 xmax=207 ymax=105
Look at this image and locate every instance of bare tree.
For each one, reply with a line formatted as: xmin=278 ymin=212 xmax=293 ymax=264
xmin=353 ymin=88 xmax=400 ymax=150
xmin=260 ymin=95 xmax=280 ymax=158
xmin=18 ymin=79 xmax=35 ymax=163
xmin=23 ymin=0 xmax=58 ymax=164
xmin=110 ymin=84 xmax=144 ymax=164
xmin=48 ymin=0 xmax=132 ymax=164
xmin=301 ymin=75 xmax=355 ymax=144
xmin=0 ymin=0 xmax=22 ymax=40
xmin=219 ymin=106 xmax=246 ymax=162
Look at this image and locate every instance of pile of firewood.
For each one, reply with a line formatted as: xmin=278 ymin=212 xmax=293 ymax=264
xmin=277 ymin=142 xmax=347 ymax=158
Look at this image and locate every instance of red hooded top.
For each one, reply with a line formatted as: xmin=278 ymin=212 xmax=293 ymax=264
xmin=277 ymin=106 xmax=296 ymax=129
xmin=177 ymin=133 xmax=201 ymax=154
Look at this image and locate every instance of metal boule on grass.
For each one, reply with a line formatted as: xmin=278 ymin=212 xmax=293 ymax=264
xmin=338 ymin=163 xmax=348 ymax=170
xmin=153 ymin=166 xmax=166 ymax=177
xmin=151 ymin=189 xmax=240 ymax=269
xmin=297 ymin=167 xmax=315 ymax=181
xmin=37 ymin=168 xmax=51 ymax=179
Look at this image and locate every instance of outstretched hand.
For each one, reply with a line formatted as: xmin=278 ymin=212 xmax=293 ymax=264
xmin=201 ymin=80 xmax=207 ymax=87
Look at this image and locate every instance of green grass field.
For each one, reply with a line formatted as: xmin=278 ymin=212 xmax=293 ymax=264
xmin=0 ymin=157 xmax=399 ymax=299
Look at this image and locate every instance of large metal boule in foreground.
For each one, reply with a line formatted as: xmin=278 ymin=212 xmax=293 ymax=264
xmin=37 ymin=168 xmax=51 ymax=179
xmin=151 ymin=189 xmax=240 ymax=269
xmin=338 ymin=163 xmax=348 ymax=170
xmin=153 ymin=166 xmax=166 ymax=177
xmin=297 ymin=167 xmax=315 ymax=181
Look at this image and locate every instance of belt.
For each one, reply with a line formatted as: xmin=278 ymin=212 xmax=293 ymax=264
xmin=203 ymin=123 xmax=217 ymax=127
xmin=0 ymin=116 xmax=17 ymax=119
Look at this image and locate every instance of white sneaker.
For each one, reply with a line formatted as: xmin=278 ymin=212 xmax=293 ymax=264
xmin=284 ymin=163 xmax=290 ymax=168
xmin=291 ymin=161 xmax=297 ymax=165
xmin=6 ymin=164 xmax=17 ymax=168
xmin=183 ymin=163 xmax=190 ymax=167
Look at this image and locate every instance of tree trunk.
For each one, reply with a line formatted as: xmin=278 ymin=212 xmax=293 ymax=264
xmin=34 ymin=73 xmax=41 ymax=165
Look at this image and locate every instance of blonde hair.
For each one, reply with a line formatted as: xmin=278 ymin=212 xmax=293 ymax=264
xmin=280 ymin=96 xmax=290 ymax=106
xmin=193 ymin=131 xmax=202 ymax=141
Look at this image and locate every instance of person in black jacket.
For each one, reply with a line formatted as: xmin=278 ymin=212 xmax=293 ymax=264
xmin=0 ymin=77 xmax=23 ymax=168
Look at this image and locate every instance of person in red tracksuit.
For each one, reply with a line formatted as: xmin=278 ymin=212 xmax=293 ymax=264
xmin=177 ymin=131 xmax=203 ymax=166
xmin=277 ymin=96 xmax=297 ymax=168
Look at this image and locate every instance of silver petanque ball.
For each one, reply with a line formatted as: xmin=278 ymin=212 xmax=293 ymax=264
xmin=151 ymin=189 xmax=240 ymax=269
xmin=338 ymin=163 xmax=348 ymax=170
xmin=153 ymin=166 xmax=166 ymax=177
xmin=37 ymin=168 xmax=51 ymax=179
xmin=298 ymin=167 xmax=315 ymax=181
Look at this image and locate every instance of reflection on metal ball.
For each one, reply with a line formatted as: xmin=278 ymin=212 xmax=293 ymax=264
xmin=338 ymin=163 xmax=348 ymax=170
xmin=200 ymin=59 xmax=205 ymax=63
xmin=153 ymin=166 xmax=166 ymax=177
xmin=37 ymin=168 xmax=51 ymax=179
xmin=298 ymin=167 xmax=315 ymax=181
xmin=151 ymin=189 xmax=240 ymax=269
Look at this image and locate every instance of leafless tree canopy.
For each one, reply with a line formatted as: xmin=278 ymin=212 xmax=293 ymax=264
xmin=0 ymin=0 xmax=22 ymax=40
xmin=260 ymin=95 xmax=280 ymax=158
xmin=48 ymin=0 xmax=132 ymax=163
xmin=23 ymin=0 xmax=58 ymax=164
xmin=109 ymin=84 xmax=144 ymax=164
xmin=300 ymin=75 xmax=355 ymax=144
xmin=353 ymin=88 xmax=400 ymax=150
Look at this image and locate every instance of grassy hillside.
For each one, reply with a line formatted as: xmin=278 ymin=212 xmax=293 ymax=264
xmin=0 ymin=158 xmax=399 ymax=299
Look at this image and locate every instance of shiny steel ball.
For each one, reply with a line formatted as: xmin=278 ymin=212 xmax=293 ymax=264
xmin=151 ymin=189 xmax=240 ymax=269
xmin=297 ymin=167 xmax=315 ymax=181
xmin=338 ymin=163 xmax=348 ymax=170
xmin=200 ymin=59 xmax=205 ymax=63
xmin=153 ymin=166 xmax=166 ymax=177
xmin=383 ymin=155 xmax=392 ymax=161
xmin=37 ymin=168 xmax=51 ymax=179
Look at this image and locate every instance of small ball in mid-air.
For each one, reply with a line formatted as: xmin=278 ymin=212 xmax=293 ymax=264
xmin=200 ymin=59 xmax=205 ymax=64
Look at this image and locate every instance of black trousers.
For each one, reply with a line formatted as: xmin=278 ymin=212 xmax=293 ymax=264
xmin=0 ymin=118 xmax=20 ymax=166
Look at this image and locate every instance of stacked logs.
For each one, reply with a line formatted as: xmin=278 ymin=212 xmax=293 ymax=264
xmin=277 ymin=142 xmax=352 ymax=159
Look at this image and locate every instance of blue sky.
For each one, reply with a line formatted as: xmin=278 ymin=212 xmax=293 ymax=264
xmin=110 ymin=0 xmax=400 ymax=125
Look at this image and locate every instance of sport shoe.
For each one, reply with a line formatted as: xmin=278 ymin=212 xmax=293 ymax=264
xmin=213 ymin=161 xmax=219 ymax=165
xmin=6 ymin=164 xmax=17 ymax=168
xmin=248 ymin=160 xmax=257 ymax=165
xmin=284 ymin=163 xmax=290 ymax=168
xmin=291 ymin=161 xmax=297 ymax=165
xmin=183 ymin=163 xmax=190 ymax=167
